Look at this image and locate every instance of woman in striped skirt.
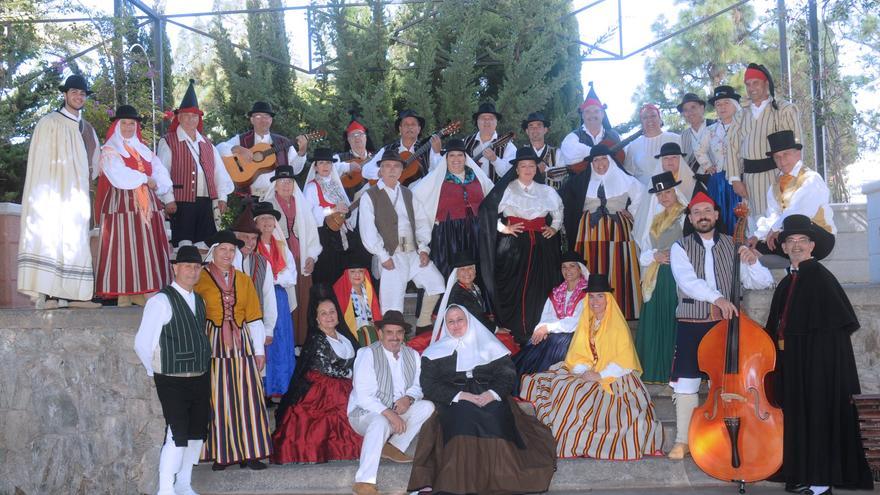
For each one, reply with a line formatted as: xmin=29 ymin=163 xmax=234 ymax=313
xmin=95 ymin=105 xmax=173 ymax=306
xmin=562 ymin=144 xmax=647 ymax=319
xmin=195 ymin=230 xmax=273 ymax=470
xmin=520 ymin=274 xmax=664 ymax=460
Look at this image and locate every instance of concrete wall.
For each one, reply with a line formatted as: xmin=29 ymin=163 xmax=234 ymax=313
xmin=823 ymin=202 xmax=869 ymax=284
xmin=1 ymin=284 xmax=879 ymax=494
xmin=864 ymin=181 xmax=880 ymax=283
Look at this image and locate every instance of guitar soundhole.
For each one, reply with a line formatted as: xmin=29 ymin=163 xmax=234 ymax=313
xmin=252 ymin=152 xmax=264 ymax=162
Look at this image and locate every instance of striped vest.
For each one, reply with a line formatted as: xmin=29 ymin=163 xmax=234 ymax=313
xmin=365 ymin=185 xmax=418 ymax=254
xmin=239 ymin=130 xmax=292 ymax=167
xmin=158 ymin=286 xmax=210 ymax=375
xmin=675 ymin=233 xmax=736 ymax=320
xmin=352 ymin=342 xmax=418 ymax=417
xmin=164 ymin=131 xmax=218 ymax=202
xmin=244 ymin=253 xmax=269 ymax=307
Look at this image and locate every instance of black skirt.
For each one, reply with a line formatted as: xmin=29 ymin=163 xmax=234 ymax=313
xmin=430 ymin=214 xmax=481 ymax=280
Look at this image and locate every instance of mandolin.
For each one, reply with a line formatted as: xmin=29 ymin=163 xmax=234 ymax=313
xmin=546 ymin=128 xmax=643 ymax=180
xmin=398 ymin=121 xmax=462 ymax=186
xmin=223 ymin=129 xmax=327 ymax=187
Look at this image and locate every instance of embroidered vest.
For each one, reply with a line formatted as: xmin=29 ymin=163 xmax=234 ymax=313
xmin=365 ymin=185 xmax=418 ymax=254
xmin=239 ymin=130 xmax=291 ymax=167
xmin=164 ymin=131 xmax=218 ymax=202
xmin=773 ymin=167 xmax=832 ymax=233
xmin=675 ymin=233 xmax=736 ymax=320
xmin=158 ymin=286 xmax=210 ymax=375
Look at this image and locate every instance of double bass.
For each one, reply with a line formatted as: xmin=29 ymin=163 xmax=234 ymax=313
xmin=689 ymin=203 xmax=783 ymax=493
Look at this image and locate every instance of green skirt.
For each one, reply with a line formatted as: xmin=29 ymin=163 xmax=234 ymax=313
xmin=635 ymin=264 xmax=678 ymax=384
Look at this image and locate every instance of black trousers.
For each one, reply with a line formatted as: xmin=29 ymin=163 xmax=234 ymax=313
xmin=154 ymin=372 xmax=211 ymax=447
xmin=170 ymin=197 xmax=217 ymax=246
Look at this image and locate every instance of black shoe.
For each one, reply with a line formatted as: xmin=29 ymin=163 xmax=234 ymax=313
xmin=804 ymin=489 xmax=832 ymax=495
xmin=786 ymin=484 xmax=810 ymax=493
xmin=241 ymin=459 xmax=267 ymax=470
xmin=212 ymin=462 xmax=227 ymax=471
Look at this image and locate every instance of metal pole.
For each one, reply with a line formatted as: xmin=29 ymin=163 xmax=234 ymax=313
xmin=776 ymin=0 xmax=791 ymax=100
xmin=156 ymin=18 xmax=166 ymax=121
xmin=807 ymin=0 xmax=825 ymax=178
xmin=113 ymin=0 xmax=126 ymax=107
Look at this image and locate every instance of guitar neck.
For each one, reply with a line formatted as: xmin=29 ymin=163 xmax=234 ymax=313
xmin=404 ymin=131 xmax=444 ymax=166
xmin=609 ymin=128 xmax=643 ymax=153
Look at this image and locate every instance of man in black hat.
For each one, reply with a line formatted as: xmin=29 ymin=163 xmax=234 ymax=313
xmin=764 ymin=215 xmax=873 ymax=495
xmin=361 ymin=109 xmax=442 ymax=183
xmin=216 ymin=101 xmax=311 ymax=196
xmin=358 ymin=148 xmax=446 ymax=333
xmin=134 ymin=245 xmax=210 ymax=495
xmin=17 ymin=73 xmax=102 ymax=309
xmin=157 ymin=79 xmax=234 ymax=249
xmin=521 ymin=111 xmax=564 ymax=190
xmin=347 ymin=310 xmax=435 ymax=495
xmin=750 ymin=130 xmax=836 ymax=257
xmin=463 ymin=102 xmax=518 ymax=181
xmin=727 ymin=63 xmax=803 ymax=229
xmin=676 ymin=92 xmax=714 ymax=177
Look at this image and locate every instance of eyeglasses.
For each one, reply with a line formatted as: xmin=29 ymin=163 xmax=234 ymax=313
xmin=784 ymin=237 xmax=813 ymax=246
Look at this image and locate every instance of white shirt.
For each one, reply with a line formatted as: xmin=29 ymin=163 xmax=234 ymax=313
xmin=623 ymin=132 xmax=681 ymax=186
xmin=755 ymin=161 xmax=836 ymax=240
xmin=358 ymin=181 xmax=434 ymax=263
xmin=670 ymin=235 xmax=774 ymax=305
xmin=133 ymin=282 xmax=197 ymax=376
xmin=467 ymin=132 xmax=517 ymax=178
xmin=348 ymin=345 xmax=424 ymax=415
xmin=361 ymin=141 xmax=442 ymax=181
xmin=559 ymin=125 xmax=605 ymax=165
xmin=241 ymin=253 xmax=278 ymax=338
xmin=536 ymin=295 xmax=584 ymax=334
xmin=750 ymin=98 xmax=771 ymax=119
xmin=497 ymin=180 xmax=564 ymax=230
xmin=99 ymin=140 xmax=173 ymax=196
xmin=157 ymin=127 xmax=234 ymax=204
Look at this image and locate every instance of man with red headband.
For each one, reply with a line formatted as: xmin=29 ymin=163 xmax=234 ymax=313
xmin=559 ymin=91 xmax=622 ymax=167
xmin=333 ymin=114 xmax=375 ymax=199
xmin=157 ymin=79 xmax=234 ymax=249
xmin=727 ymin=63 xmax=802 ymax=230
xmin=667 ymin=190 xmax=772 ymax=460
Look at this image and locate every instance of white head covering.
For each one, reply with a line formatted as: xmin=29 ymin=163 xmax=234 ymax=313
xmin=652 ymin=154 xmax=696 ymax=200
xmin=632 ymin=180 xmax=689 ymax=255
xmin=411 ymin=153 xmax=494 ymax=221
xmin=305 ymin=157 xmax=351 ymax=208
xmin=586 ymin=157 xmax=637 ymax=198
xmin=95 ymin=119 xmax=157 ymax=180
xmin=422 ymin=304 xmax=510 ymax=372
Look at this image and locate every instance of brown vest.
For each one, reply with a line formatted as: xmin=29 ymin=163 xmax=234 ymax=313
xmin=365 ymin=184 xmax=418 ymax=254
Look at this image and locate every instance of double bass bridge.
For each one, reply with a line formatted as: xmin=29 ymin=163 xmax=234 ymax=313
xmin=703 ymin=388 xmax=770 ymax=421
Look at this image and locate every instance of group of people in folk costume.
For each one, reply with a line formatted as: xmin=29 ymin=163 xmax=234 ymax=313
xmin=18 ymin=66 xmax=871 ymax=495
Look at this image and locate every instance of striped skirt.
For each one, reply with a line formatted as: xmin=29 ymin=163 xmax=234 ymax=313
xmin=96 ymin=187 xmax=172 ymax=297
xmin=520 ymin=363 xmax=663 ymax=460
xmin=201 ymin=321 xmax=273 ymax=465
xmin=574 ymin=211 xmax=642 ymax=319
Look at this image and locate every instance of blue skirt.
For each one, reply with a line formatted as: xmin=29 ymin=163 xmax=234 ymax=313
xmin=514 ymin=332 xmax=574 ymax=376
xmin=707 ymin=171 xmax=740 ymax=235
xmin=265 ymin=285 xmax=296 ymax=397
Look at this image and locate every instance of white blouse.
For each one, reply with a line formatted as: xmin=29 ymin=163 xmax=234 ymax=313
xmin=498 ymin=180 xmax=564 ymax=230
xmin=326 ymin=332 xmax=355 ymax=360
xmin=623 ymin=131 xmax=681 ymax=186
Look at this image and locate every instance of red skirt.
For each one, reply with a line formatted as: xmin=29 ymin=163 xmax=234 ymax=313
xmin=271 ymin=370 xmax=362 ymax=464
xmin=408 ymin=331 xmax=520 ymax=356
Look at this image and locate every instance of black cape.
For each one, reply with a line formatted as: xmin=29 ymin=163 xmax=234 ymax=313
xmin=448 ymin=282 xmax=496 ymax=331
xmin=765 ymin=258 xmax=873 ymax=489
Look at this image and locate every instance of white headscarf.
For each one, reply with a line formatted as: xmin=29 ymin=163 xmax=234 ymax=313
xmin=305 ymin=158 xmax=351 ymax=208
xmin=411 ymin=153 xmax=494 ymax=222
xmin=95 ymin=119 xmax=159 ymax=180
xmin=422 ymin=304 xmax=511 ymax=372
xmin=586 ymin=157 xmax=637 ymax=198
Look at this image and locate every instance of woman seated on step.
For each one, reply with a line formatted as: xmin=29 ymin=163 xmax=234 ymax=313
xmin=271 ymin=285 xmax=363 ymax=464
xmin=407 ymin=305 xmax=556 ymax=495
xmin=520 ymin=274 xmax=664 ymax=460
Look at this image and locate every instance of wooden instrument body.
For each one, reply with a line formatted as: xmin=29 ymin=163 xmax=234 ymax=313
xmin=398 ymin=121 xmax=461 ymax=186
xmin=223 ymin=130 xmax=326 ymax=187
xmin=690 ymin=312 xmax=784 ymax=482
xmin=339 ymin=154 xmax=370 ymax=190
xmin=546 ymin=128 xmax=643 ymax=180
xmin=325 ymin=211 xmax=346 ymax=232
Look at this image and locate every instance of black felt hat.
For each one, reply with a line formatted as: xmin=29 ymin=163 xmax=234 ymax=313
xmin=175 ymin=79 xmax=199 ymax=112
xmin=345 ymin=251 xmax=373 ymax=270
xmin=375 ymin=310 xmax=412 ymax=331
xmin=586 ymin=144 xmax=613 ymax=163
xmin=778 ymin=214 xmax=835 ymax=261
xmin=654 ymin=142 xmax=687 ymax=159
xmin=509 ymin=146 xmax=541 ymax=165
xmin=472 ymin=102 xmax=503 ymax=124
xmin=443 ymin=138 xmax=468 ymax=154
xmin=379 ymin=147 xmax=406 ymax=165
xmin=111 ymin=104 xmax=143 ymax=122
xmin=58 ymin=74 xmax=94 ymax=95
xmin=676 ymin=92 xmax=706 ymax=112
xmin=708 ymin=85 xmax=741 ymax=105
xmin=252 ymin=201 xmax=281 ymax=221
xmin=247 ymin=101 xmax=276 ymax=117
xmin=209 ymin=229 xmax=244 ymax=249
xmin=765 ymin=130 xmax=803 ymax=156
xmin=584 ymin=274 xmax=613 ymax=293
xmin=560 ymin=251 xmax=583 ymax=265
xmin=394 ymin=109 xmax=425 ymax=130
xmin=269 ymin=165 xmax=296 ymax=182
xmin=648 ymin=171 xmax=682 ymax=194
xmin=171 ymin=245 xmax=205 ymax=265
xmin=310 ymin=147 xmax=335 ymax=163
xmin=451 ymin=251 xmax=477 ymax=268
xmin=521 ymin=111 xmax=551 ymax=130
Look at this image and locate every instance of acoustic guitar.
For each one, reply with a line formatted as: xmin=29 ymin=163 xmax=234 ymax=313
xmin=546 ymin=128 xmax=643 ymax=180
xmin=398 ymin=121 xmax=462 ymax=186
xmin=223 ymin=129 xmax=327 ymax=187
xmin=336 ymin=151 xmax=373 ymax=190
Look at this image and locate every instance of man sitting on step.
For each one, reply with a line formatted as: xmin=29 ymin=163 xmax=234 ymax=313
xmin=347 ymin=310 xmax=435 ymax=495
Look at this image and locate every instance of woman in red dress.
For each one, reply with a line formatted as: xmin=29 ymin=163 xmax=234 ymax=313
xmin=272 ymin=285 xmax=362 ymax=464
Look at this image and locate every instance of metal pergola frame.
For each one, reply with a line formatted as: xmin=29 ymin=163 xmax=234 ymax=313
xmin=1 ymin=0 xmax=826 ymax=176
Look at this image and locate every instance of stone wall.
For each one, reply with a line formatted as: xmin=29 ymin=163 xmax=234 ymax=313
xmin=2 ymin=284 xmax=879 ymax=494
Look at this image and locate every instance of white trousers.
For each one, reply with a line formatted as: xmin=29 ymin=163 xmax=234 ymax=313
xmin=378 ymin=251 xmax=445 ymax=313
xmin=348 ymin=400 xmax=435 ymax=483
